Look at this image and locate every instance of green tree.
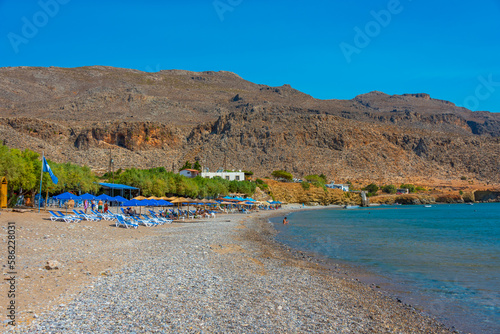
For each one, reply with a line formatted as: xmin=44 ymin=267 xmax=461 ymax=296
xmin=193 ymin=161 xmax=202 ymax=172
xmin=271 ymin=170 xmax=293 ymax=182
xmin=179 ymin=161 xmax=192 ymax=171
xmin=364 ymin=183 xmax=379 ymax=194
xmin=400 ymin=184 xmax=416 ymax=193
xmin=305 ymin=174 xmax=326 ymax=184
xmin=382 ymin=184 xmax=397 ymax=194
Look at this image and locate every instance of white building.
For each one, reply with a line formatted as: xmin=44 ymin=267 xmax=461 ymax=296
xmin=201 ymin=170 xmax=245 ymax=181
xmin=179 ymin=169 xmax=201 ymax=178
xmin=326 ymin=182 xmax=349 ymax=192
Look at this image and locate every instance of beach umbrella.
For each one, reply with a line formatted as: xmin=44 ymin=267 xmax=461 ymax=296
xmin=53 ymin=192 xmax=79 ymax=200
xmin=147 ymin=196 xmax=161 ymax=200
xmin=113 ymin=195 xmax=128 ymax=203
xmin=145 ymin=199 xmax=160 ymax=207
xmin=157 ymin=199 xmax=173 ymax=206
xmin=79 ymin=193 xmax=96 ymax=200
xmin=96 ymin=194 xmax=114 ymax=201
xmin=53 ymin=192 xmax=79 ymax=214
xmin=122 ymin=199 xmax=148 ymax=214
xmin=134 ymin=195 xmax=147 ymax=200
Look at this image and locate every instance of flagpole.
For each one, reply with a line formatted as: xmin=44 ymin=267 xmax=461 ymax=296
xmin=38 ymin=152 xmax=44 ymax=213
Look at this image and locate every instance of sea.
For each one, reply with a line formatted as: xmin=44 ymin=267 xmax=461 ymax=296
xmin=271 ymin=203 xmax=500 ymax=334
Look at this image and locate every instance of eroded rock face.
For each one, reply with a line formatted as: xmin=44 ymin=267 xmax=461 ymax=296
xmin=0 ymin=66 xmax=499 ymax=183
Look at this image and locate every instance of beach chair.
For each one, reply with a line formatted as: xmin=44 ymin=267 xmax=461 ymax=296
xmin=130 ymin=215 xmax=156 ymax=227
xmin=51 ymin=211 xmax=80 ymax=223
xmin=78 ymin=210 xmax=101 ymax=221
xmin=57 ymin=210 xmax=82 ymax=222
xmin=73 ymin=210 xmax=98 ymax=221
xmin=148 ymin=211 xmax=171 ymax=224
xmin=142 ymin=213 xmax=164 ymax=225
xmin=115 ymin=215 xmax=138 ymax=229
xmin=91 ymin=209 xmax=113 ymax=221
xmin=49 ymin=210 xmax=66 ymax=222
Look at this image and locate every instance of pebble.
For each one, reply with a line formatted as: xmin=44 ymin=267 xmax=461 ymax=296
xmin=21 ymin=214 xmax=452 ymax=334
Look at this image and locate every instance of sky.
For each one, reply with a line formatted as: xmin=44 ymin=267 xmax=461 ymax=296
xmin=0 ymin=0 xmax=499 ymax=112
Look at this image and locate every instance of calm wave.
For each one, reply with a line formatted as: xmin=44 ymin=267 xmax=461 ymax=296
xmin=272 ymin=203 xmax=500 ymax=334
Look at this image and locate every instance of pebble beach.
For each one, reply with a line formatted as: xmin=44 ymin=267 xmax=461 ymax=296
xmin=1 ymin=207 xmax=456 ymax=333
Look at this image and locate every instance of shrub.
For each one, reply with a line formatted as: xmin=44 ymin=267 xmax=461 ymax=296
xmin=363 ymin=183 xmax=379 ymax=194
xmin=301 ymin=181 xmax=310 ymax=190
xmin=255 ymin=178 xmax=265 ymax=185
xmin=460 ymin=176 xmax=467 ymax=180
xmin=382 ymin=184 xmax=397 ymax=194
xmin=271 ymin=170 xmax=293 ymax=182
xmin=400 ymin=184 xmax=416 ymax=193
xmin=311 ymin=181 xmax=327 ymax=191
xmin=305 ymin=174 xmax=325 ymax=184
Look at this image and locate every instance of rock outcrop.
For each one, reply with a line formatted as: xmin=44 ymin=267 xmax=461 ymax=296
xmin=0 ymin=66 xmax=499 ymax=184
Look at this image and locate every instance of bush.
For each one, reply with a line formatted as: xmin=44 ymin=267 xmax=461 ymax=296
xmin=255 ymin=178 xmax=265 ymax=185
xmin=311 ymin=181 xmax=327 ymax=191
xmin=400 ymin=184 xmax=416 ymax=193
xmin=301 ymin=181 xmax=310 ymax=190
xmin=460 ymin=176 xmax=467 ymax=180
xmin=305 ymin=174 xmax=325 ymax=184
xmin=271 ymin=170 xmax=293 ymax=182
xmin=363 ymin=183 xmax=379 ymax=194
xmin=382 ymin=184 xmax=397 ymax=194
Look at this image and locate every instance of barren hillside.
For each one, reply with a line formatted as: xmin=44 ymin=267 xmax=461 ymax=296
xmin=0 ymin=66 xmax=499 ymax=185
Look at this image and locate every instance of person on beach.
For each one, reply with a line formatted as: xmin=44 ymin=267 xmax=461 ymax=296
xmin=98 ymin=199 xmax=103 ymax=213
xmin=283 ymin=217 xmax=289 ymax=225
xmin=91 ymin=200 xmax=95 ymax=211
xmin=84 ymin=200 xmax=88 ymax=214
xmin=104 ymin=201 xmax=108 ymax=213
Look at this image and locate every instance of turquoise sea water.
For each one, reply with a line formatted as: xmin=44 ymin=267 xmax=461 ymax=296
xmin=271 ymin=203 xmax=500 ymax=333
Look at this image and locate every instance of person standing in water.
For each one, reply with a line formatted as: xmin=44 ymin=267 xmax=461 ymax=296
xmin=283 ymin=217 xmax=289 ymax=225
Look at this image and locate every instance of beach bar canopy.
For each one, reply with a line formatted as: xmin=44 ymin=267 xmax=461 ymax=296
xmin=99 ymin=182 xmax=139 ymax=199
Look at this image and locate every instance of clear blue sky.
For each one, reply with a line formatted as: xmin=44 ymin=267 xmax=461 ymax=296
xmin=1 ymin=0 xmax=499 ymax=112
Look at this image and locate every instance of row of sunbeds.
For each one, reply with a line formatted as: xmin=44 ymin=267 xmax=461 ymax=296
xmin=48 ymin=209 xmax=172 ymax=229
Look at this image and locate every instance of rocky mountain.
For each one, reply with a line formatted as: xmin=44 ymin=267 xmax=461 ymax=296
xmin=0 ymin=66 xmax=499 ymax=185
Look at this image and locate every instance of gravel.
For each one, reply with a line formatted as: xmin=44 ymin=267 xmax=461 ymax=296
xmin=15 ymin=211 xmax=455 ymax=333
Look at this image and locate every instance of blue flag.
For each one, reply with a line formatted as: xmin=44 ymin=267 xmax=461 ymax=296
xmin=42 ymin=156 xmax=58 ymax=184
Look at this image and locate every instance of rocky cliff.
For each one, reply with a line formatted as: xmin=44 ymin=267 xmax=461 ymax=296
xmin=0 ymin=66 xmax=499 ymax=185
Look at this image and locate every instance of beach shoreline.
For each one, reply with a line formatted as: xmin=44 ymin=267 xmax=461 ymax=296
xmin=1 ymin=207 xmax=454 ymax=333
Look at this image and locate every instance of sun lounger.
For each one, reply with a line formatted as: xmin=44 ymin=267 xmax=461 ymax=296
xmin=115 ymin=215 xmax=138 ymax=229
xmin=78 ymin=210 xmax=101 ymax=221
xmin=56 ymin=210 xmax=82 ymax=222
xmin=50 ymin=210 xmax=80 ymax=223
xmin=130 ymin=215 xmax=156 ymax=227
xmin=73 ymin=210 xmax=99 ymax=221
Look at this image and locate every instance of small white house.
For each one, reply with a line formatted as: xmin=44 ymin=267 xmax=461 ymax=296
xmin=180 ymin=169 xmax=200 ymax=178
xmin=201 ymin=170 xmax=245 ymax=181
xmin=326 ymin=182 xmax=349 ymax=192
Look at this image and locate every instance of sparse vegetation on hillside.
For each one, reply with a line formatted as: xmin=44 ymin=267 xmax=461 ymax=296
xmin=400 ymin=184 xmax=417 ymax=193
xmin=382 ymin=184 xmax=397 ymax=194
xmin=305 ymin=174 xmax=326 ymax=184
xmin=271 ymin=170 xmax=293 ymax=182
